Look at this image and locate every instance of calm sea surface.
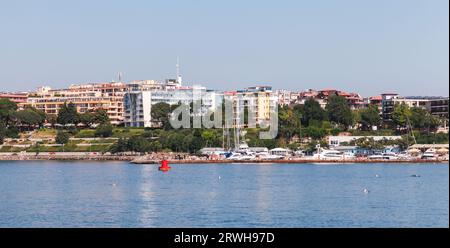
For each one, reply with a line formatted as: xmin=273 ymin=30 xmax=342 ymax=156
xmin=0 ymin=161 xmax=448 ymax=227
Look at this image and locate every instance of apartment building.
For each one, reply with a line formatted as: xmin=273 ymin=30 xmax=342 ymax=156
xmin=276 ymin=89 xmax=294 ymax=106
xmin=381 ymin=93 xmax=449 ymax=120
xmin=20 ymin=82 xmax=130 ymax=125
xmin=123 ymin=85 xmax=218 ymax=128
xmin=224 ymin=86 xmax=278 ymax=128
xmin=294 ymin=89 xmax=365 ymax=110
xmin=0 ymin=93 xmax=28 ymax=103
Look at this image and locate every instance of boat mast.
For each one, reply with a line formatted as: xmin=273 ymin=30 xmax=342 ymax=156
xmin=222 ymin=124 xmax=225 ymax=149
xmin=406 ymin=115 xmax=417 ymax=144
xmin=234 ymin=101 xmax=240 ymax=150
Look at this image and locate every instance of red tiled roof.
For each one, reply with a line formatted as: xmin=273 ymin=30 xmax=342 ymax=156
xmin=369 ymin=95 xmax=382 ymax=101
xmin=338 ymin=92 xmax=351 ymax=96
xmin=224 ymin=91 xmax=237 ymax=95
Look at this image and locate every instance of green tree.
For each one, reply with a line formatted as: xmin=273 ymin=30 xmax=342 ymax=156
xmin=55 ymin=131 xmax=70 ymax=145
xmin=326 ymin=95 xmax=354 ymax=129
xmin=0 ymin=122 xmax=6 ymax=144
xmin=391 ymin=103 xmax=412 ymax=132
xmin=13 ymin=107 xmax=46 ymax=130
xmin=5 ymin=126 xmax=19 ymax=139
xmin=93 ymin=109 xmax=110 ymax=125
xmin=359 ymin=104 xmax=381 ymax=130
xmin=424 ymin=115 xmax=441 ymax=133
xmin=301 ymin=98 xmax=326 ymax=126
xmin=109 ymin=138 xmax=129 ymax=154
xmin=181 ymin=130 xmax=204 ymax=153
xmin=94 ymin=123 xmax=113 ymax=137
xmin=201 ymin=130 xmax=216 ymax=147
xmin=278 ymin=105 xmax=300 ymax=139
xmin=127 ymin=136 xmax=151 ymax=153
xmin=354 ymin=137 xmax=384 ymax=150
xmin=0 ymin=98 xmax=18 ymax=126
xmin=151 ymin=102 xmax=172 ymax=128
xmin=182 ymin=134 xmax=194 ymax=153
xmin=149 ymin=140 xmax=162 ymax=152
xmin=395 ymin=135 xmax=416 ymax=150
xmin=277 ymin=137 xmax=287 ymax=148
xmin=57 ymin=102 xmax=79 ymax=126
xmin=46 ymin=114 xmax=58 ymax=128
xmin=166 ymin=132 xmax=186 ymax=152
xmin=79 ymin=109 xmax=110 ymax=127
xmin=304 ymin=126 xmax=327 ymax=139
xmin=191 ymin=129 xmax=204 ymax=152
xmin=415 ymin=132 xmax=449 ymax=144
xmin=409 ymin=107 xmax=441 ymax=133
xmin=409 ymin=107 xmax=428 ymax=129
xmin=79 ymin=112 xmax=94 ymax=127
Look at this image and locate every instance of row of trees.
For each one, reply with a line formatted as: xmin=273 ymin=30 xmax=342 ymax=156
xmin=1 ymin=99 xmax=46 ymax=132
xmin=1 ymin=99 xmax=113 ymax=144
xmin=55 ymin=103 xmax=110 ymax=127
xmin=109 ymin=129 xmax=217 ymax=154
xmin=1 ymin=99 xmax=110 ymax=129
xmin=278 ymin=96 xmax=369 ymax=141
xmin=55 ymin=103 xmax=113 ymax=144
xmin=2 ymin=95 xmax=448 ymax=151
xmin=391 ymin=103 xmax=441 ymax=132
xmin=1 ymin=99 xmax=27 ymax=143
xmin=116 ymin=96 xmax=446 ymax=154
xmin=277 ymin=96 xmax=445 ymax=141
xmin=106 ymin=126 xmax=449 ymax=155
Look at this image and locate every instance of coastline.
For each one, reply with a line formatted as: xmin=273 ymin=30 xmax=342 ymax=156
xmin=1 ymin=153 xmax=448 ymax=164
xmin=130 ymin=159 xmax=449 ymax=164
xmin=0 ymin=154 xmax=135 ymax=162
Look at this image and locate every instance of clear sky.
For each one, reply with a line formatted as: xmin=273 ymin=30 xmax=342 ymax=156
xmin=0 ymin=0 xmax=448 ymax=96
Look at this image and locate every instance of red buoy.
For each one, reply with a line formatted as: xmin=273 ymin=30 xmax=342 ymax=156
xmin=159 ymin=159 xmax=171 ymax=172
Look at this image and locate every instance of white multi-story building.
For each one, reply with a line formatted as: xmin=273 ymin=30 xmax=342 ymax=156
xmin=123 ymin=85 xmax=219 ymax=128
xmin=276 ymin=89 xmax=293 ymax=106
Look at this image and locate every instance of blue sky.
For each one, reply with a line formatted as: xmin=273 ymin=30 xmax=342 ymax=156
xmin=0 ymin=0 xmax=448 ymax=96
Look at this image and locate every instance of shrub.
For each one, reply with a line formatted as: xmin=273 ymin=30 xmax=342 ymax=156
xmin=95 ymin=123 xmax=113 ymax=138
xmin=55 ymin=131 xmax=70 ymax=145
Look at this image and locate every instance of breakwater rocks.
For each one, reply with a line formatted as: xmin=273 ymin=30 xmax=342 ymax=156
xmin=131 ymin=158 xmax=448 ymax=164
xmin=0 ymin=154 xmax=136 ymax=161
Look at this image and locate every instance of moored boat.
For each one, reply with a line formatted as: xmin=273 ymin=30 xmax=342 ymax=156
xmin=421 ymin=148 xmax=438 ymax=160
xmin=313 ymin=149 xmax=355 ymax=160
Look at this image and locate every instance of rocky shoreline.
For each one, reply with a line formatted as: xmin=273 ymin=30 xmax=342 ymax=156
xmin=0 ymin=155 xmax=135 ymax=161
xmin=1 ymin=153 xmax=448 ymax=164
xmin=131 ymin=158 xmax=448 ymax=164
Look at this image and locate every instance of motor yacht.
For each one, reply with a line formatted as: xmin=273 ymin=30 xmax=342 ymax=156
xmin=421 ymin=148 xmax=438 ymax=160
xmin=313 ymin=149 xmax=355 ymax=160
